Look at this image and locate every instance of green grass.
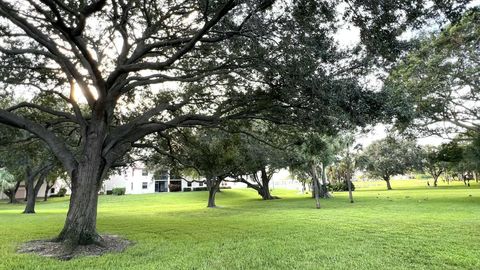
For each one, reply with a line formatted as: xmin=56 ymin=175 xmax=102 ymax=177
xmin=1 ymin=180 xmax=480 ymax=270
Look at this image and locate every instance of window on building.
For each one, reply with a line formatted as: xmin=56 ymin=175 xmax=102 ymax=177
xmin=199 ymin=182 xmax=204 ymax=187
xmin=131 ymin=182 xmax=133 ymax=190
xmin=50 ymin=188 xmax=55 ymax=193
xmin=142 ymin=169 xmax=148 ymax=176
xmin=187 ymin=182 xmax=192 ymax=187
xmin=142 ymin=182 xmax=148 ymax=189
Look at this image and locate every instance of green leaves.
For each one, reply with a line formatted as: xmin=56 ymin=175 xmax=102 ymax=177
xmin=0 ymin=168 xmax=15 ymax=192
xmin=385 ymin=9 xmax=480 ymax=137
xmin=357 ymin=136 xmax=422 ymax=180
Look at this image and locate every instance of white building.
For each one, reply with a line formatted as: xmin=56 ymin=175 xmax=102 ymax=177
xmin=102 ymin=165 xmax=244 ymax=194
xmin=101 ymin=165 xmax=302 ymax=195
xmin=1 ymin=166 xmax=304 ymax=201
xmin=270 ymin=169 xmax=304 ymax=191
xmin=0 ymin=180 xmax=66 ymax=200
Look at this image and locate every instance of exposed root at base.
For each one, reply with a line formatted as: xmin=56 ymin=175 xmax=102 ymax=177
xmin=17 ymin=235 xmax=132 ymax=261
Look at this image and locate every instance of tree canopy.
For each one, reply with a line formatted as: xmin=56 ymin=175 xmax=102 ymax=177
xmin=385 ymin=8 xmax=480 ymax=138
xmin=357 ymin=136 xmax=422 ymax=190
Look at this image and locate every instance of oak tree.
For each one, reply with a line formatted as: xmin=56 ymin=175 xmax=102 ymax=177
xmin=0 ymin=0 xmax=469 ymax=248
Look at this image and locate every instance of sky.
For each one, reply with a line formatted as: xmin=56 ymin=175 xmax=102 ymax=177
xmin=354 ymin=125 xmax=449 ymax=147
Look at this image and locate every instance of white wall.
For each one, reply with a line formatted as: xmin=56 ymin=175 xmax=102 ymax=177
xmin=0 ymin=179 xmax=68 ymax=201
xmin=270 ymin=169 xmax=303 ymax=191
xmin=103 ymin=167 xmax=158 ymax=194
xmin=101 ymin=165 xmax=303 ymax=194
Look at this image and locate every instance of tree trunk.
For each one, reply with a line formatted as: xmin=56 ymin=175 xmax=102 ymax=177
xmin=6 ymin=181 xmax=21 ymax=204
xmin=259 ymin=168 xmax=275 ymax=200
xmin=23 ymin=170 xmax=48 ymax=214
xmin=347 ymin=179 xmax=354 ymax=203
xmin=433 ymin=175 xmax=439 ymax=187
xmin=55 ymin=134 xmax=106 ymax=247
xmin=56 ymin=165 xmax=103 ymax=246
xmin=23 ymin=174 xmax=36 ymax=214
xmin=6 ymin=191 xmax=16 ymax=204
xmin=385 ymin=177 xmax=392 ymax=190
xmin=44 ymin=182 xmax=51 ymax=201
xmin=239 ymin=171 xmax=277 ymax=200
xmin=310 ymin=164 xmax=321 ymax=209
xmin=207 ymin=187 xmax=217 ymax=208
xmin=206 ymin=177 xmax=221 ymax=208
xmin=319 ymin=163 xmax=332 ymax=198
xmin=311 ymin=176 xmax=321 ymax=199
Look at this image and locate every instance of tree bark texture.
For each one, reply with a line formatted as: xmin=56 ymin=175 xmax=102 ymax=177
xmin=319 ymin=163 xmax=332 ymax=198
xmin=23 ymin=174 xmax=36 ymax=214
xmin=23 ymin=167 xmax=50 ymax=214
xmin=258 ymin=168 xmax=274 ymax=200
xmin=56 ymin=132 xmax=107 ymax=247
xmin=206 ymin=177 xmax=222 ymax=208
xmin=311 ymin=164 xmax=321 ymax=209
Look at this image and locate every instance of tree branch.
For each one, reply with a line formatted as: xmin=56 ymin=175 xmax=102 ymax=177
xmin=0 ymin=109 xmax=77 ymax=175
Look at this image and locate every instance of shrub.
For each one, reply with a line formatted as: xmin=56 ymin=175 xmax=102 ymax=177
xmin=58 ymin=187 xmax=67 ymax=196
xmin=219 ymin=186 xmax=232 ymax=190
xmin=106 ymin=190 xmax=113 ymax=195
xmin=329 ymin=181 xmax=355 ymax=192
xmin=112 ymin=187 xmax=126 ymax=195
xmin=183 ymin=187 xmax=192 ymax=192
xmin=193 ymin=187 xmax=208 ymax=191
xmin=49 ymin=187 xmax=67 ymax=198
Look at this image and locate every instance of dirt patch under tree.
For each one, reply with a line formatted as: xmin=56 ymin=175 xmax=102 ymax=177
xmin=17 ymin=235 xmax=132 ymax=261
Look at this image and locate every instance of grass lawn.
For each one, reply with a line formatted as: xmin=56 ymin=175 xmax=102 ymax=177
xmin=1 ymin=180 xmax=480 ymax=270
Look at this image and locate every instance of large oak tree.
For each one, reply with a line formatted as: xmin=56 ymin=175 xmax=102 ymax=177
xmin=0 ymin=0 xmax=471 ymax=249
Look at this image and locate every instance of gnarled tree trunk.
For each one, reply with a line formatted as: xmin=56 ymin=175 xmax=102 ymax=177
xmin=56 ymin=162 xmax=103 ymax=246
xmin=258 ymin=168 xmax=275 ymax=200
xmin=23 ymin=167 xmax=50 ymax=214
xmin=206 ymin=177 xmax=221 ymax=208
xmin=55 ymin=132 xmax=107 ymax=247
xmin=236 ymin=168 xmax=278 ymax=200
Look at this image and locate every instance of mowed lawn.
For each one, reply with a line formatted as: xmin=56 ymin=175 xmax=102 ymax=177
xmin=1 ymin=180 xmax=480 ymax=270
